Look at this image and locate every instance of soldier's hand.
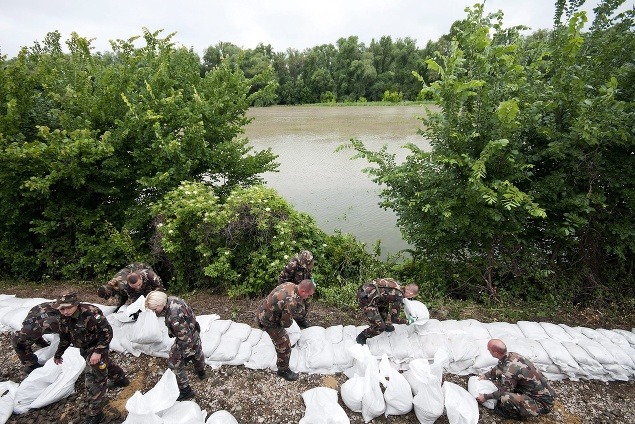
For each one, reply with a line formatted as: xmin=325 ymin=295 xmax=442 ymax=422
xmin=54 ymin=357 xmax=63 ymax=365
xmin=107 ymin=278 xmax=119 ymax=288
xmin=476 ymin=394 xmax=485 ymax=404
xmin=129 ymin=310 xmax=141 ymax=321
xmin=97 ymin=286 xmax=108 ymax=299
xmin=384 ymin=323 xmax=395 ymax=332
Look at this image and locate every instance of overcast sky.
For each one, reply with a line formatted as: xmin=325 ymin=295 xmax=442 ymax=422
xmin=0 ymin=0 xmax=615 ymax=58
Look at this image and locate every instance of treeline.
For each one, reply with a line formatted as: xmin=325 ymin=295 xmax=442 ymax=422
xmin=1 ymin=1 xmax=634 ymax=305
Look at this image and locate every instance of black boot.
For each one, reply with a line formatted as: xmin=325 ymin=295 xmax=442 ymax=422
xmin=84 ymin=412 xmax=104 ymax=424
xmin=35 ymin=337 xmax=50 ymax=348
xmin=277 ymin=368 xmax=299 ymax=381
xmin=107 ymin=376 xmax=130 ymax=388
xmin=296 ymin=319 xmax=314 ymax=329
xmin=197 ymin=369 xmax=207 ymax=380
xmin=177 ymin=385 xmax=195 ymax=401
xmin=24 ymin=363 xmax=43 ymax=375
xmin=356 ymin=332 xmax=367 ymax=345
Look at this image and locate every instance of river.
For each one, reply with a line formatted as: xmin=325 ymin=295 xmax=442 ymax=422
xmin=245 ymin=105 xmax=432 ymax=258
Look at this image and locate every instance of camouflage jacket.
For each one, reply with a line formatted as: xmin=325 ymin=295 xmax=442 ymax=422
xmin=100 ymin=263 xmax=158 ymax=307
xmin=358 ymin=278 xmax=406 ymax=323
xmin=257 ymin=282 xmax=305 ymax=328
xmin=483 ymin=352 xmax=556 ymax=404
xmin=278 ymin=257 xmax=312 ymax=285
xmin=20 ymin=302 xmax=61 ymax=337
xmin=123 ymin=267 xmax=165 ymax=303
xmin=164 ymin=297 xmax=200 ymax=355
xmin=55 ymin=303 xmax=113 ymax=358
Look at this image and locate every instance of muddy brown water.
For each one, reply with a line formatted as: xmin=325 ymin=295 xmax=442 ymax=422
xmin=245 ymin=105 xmax=432 ymax=258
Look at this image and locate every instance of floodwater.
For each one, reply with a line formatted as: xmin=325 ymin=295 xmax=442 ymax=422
xmin=245 ymin=105 xmax=432 ymax=257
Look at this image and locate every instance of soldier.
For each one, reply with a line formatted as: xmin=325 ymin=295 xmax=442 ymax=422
xmin=53 ymin=292 xmax=129 ymax=424
xmin=278 ymin=250 xmax=314 ymax=328
xmin=476 ymin=339 xmax=556 ymax=419
xmin=256 ymin=279 xmax=316 ymax=381
xmin=11 ymin=301 xmax=61 ymax=375
xmin=145 ymin=290 xmax=206 ymax=401
xmin=97 ymin=263 xmax=164 ymax=317
xmin=355 ymin=278 xmax=419 ymax=345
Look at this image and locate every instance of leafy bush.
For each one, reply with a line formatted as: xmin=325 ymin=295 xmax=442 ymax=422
xmin=381 ymin=90 xmax=404 ymax=103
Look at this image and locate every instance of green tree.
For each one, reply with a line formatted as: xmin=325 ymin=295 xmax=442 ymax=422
xmin=0 ymin=29 xmax=277 ymax=279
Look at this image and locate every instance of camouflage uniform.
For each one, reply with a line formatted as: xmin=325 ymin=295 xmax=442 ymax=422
xmin=256 ymin=282 xmax=306 ymax=371
xmin=54 ymin=303 xmax=126 ymax=417
xmin=482 ymin=352 xmax=556 ymax=419
xmin=162 ymin=296 xmax=205 ymax=390
xmin=12 ymin=302 xmax=61 ymax=367
xmin=356 ymin=278 xmax=407 ymax=339
xmin=278 ymin=257 xmax=312 ymax=325
xmin=98 ymin=263 xmax=164 ymax=310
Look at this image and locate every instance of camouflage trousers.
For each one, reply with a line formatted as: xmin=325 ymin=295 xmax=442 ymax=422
xmin=260 ymin=324 xmax=291 ymax=371
xmin=12 ymin=331 xmax=48 ymax=367
xmin=168 ymin=333 xmax=205 ymax=390
xmin=358 ymin=305 xmax=391 ymax=339
xmin=80 ymin=347 xmax=125 ymax=416
xmin=495 ymin=392 xmax=554 ymax=419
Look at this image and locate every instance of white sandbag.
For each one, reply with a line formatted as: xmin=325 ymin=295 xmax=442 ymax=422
xmin=457 ymin=319 xmax=491 ymax=341
xmin=485 ymin=322 xmax=524 ymax=339
xmin=195 ymin=314 xmax=221 ymax=332
xmin=403 ymin=299 xmax=429 ymax=323
xmin=379 ymin=356 xmax=413 ymax=417
xmin=345 ymin=344 xmax=377 ymax=379
xmin=0 ymin=306 xmax=29 ymax=332
xmin=113 ymin=297 xmax=146 ymax=323
xmin=208 ymin=336 xmax=243 ymax=362
xmin=388 ymin=325 xmax=413 ymax=362
xmin=596 ymin=329 xmax=631 ymax=349
xmin=245 ymin=328 xmax=263 ymax=346
xmin=123 ymin=368 xmax=179 ymax=424
xmin=540 ymin=322 xmax=576 ymax=342
xmin=244 ymin=332 xmax=277 ymax=371
xmin=412 ymin=382 xmax=444 ymax=424
xmin=561 ymin=341 xmax=605 ymax=379
xmin=361 ymin=358 xmax=385 ymax=423
xmin=208 ymin=319 xmax=232 ymax=335
xmin=32 ymin=335 xmax=59 ymax=365
xmin=304 ymin=335 xmax=335 ymax=371
xmin=325 ymin=325 xmax=344 ymax=344
xmin=159 ymin=400 xmax=207 ymax=424
xmin=130 ymin=311 xmax=164 ymax=344
xmin=472 ymin=339 xmax=498 ymax=372
xmin=223 ymin=341 xmax=253 ymax=367
xmin=113 ymin=325 xmax=143 ymax=357
xmin=0 ymin=381 xmax=19 ymax=424
xmin=299 ymin=387 xmax=349 ymax=424
xmin=367 ymin=332 xmax=392 ymax=358
xmin=225 ymin=322 xmax=253 ymax=342
xmin=332 ymin=339 xmax=355 ymax=369
xmin=13 ymin=348 xmax=85 ymax=414
xmin=539 ymin=339 xmax=582 ymax=379
xmin=289 ymin=348 xmax=308 ymax=373
xmin=340 ymin=376 xmax=364 ymax=412
xmin=201 ymin=330 xmax=222 ymax=357
xmin=596 ymin=339 xmax=635 ymax=370
xmin=613 ymin=329 xmax=635 ymax=346
xmin=443 ymin=381 xmax=479 ymax=424
xmin=559 ymin=324 xmax=586 ymax=340
xmin=447 ymin=332 xmax=479 ymax=363
xmin=415 ymin=318 xmax=444 ymax=334
xmin=467 ymin=376 xmax=497 ymax=409
xmin=403 ymin=358 xmax=433 ymax=396
xmin=504 ymin=338 xmax=552 ymax=366
xmin=206 ymin=410 xmax=238 ymax=424
xmin=517 ymin=321 xmax=550 ymax=340
xmin=576 ymin=338 xmax=618 ymax=365
xmin=417 ymin=332 xmax=449 ymax=360
xmin=287 ymin=320 xmax=302 ymax=346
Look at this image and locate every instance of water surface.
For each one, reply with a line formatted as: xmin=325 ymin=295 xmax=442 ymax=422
xmin=245 ymin=105 xmax=432 ymax=257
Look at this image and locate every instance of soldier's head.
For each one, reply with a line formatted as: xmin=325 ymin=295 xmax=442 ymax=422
xmin=55 ymin=292 xmax=79 ymax=316
xmin=404 ymin=284 xmax=419 ymax=299
xmin=297 ymin=250 xmax=314 ymax=270
xmin=145 ymin=290 xmax=168 ymax=314
xmin=487 ymin=339 xmax=508 ymax=359
xmin=297 ymin=279 xmax=316 ymax=300
xmin=127 ymin=272 xmax=143 ymax=290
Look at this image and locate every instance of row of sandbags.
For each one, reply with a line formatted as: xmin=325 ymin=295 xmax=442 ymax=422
xmin=2 ymin=294 xmax=635 ymax=383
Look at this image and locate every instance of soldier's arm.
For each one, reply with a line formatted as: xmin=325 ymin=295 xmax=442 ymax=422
xmin=278 ymin=261 xmax=296 ymax=284
xmin=389 ymin=299 xmax=407 ymax=324
xmin=90 ymin=309 xmax=113 ymax=354
xmin=54 ymin=329 xmax=71 ymax=361
xmin=148 ymin=271 xmax=165 ymax=291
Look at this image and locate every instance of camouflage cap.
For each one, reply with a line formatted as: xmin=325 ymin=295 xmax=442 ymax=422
xmin=54 ymin=292 xmax=79 ymax=308
xmin=298 ymin=250 xmax=314 ymax=267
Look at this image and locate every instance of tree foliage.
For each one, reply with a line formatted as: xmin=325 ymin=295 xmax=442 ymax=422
xmin=0 ymin=29 xmax=277 ymax=279
xmin=344 ymin=1 xmax=635 ymax=301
